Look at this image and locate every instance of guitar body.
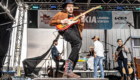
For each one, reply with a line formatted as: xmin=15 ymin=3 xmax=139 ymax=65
xmin=122 ymin=63 xmax=133 ymax=74
xmin=56 ymin=17 xmax=79 ymax=31
xmin=47 ymin=62 xmax=53 ymax=77
xmin=55 ymin=5 xmax=101 ymax=31
xmin=57 ymin=57 xmax=60 ymax=60
xmin=47 ymin=66 xmax=53 ymax=77
xmin=114 ymin=54 xmax=119 ymax=62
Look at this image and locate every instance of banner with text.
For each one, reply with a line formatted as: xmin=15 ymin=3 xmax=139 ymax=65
xmin=112 ymin=11 xmax=134 ymax=29
xmin=38 ymin=10 xmax=61 ymax=28
xmin=38 ymin=10 xmax=134 ymax=29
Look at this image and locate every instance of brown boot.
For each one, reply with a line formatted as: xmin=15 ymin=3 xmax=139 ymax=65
xmin=63 ymin=72 xmax=80 ymax=78
xmin=121 ymin=77 xmax=124 ymax=80
xmin=62 ymin=72 xmax=67 ymax=78
xmin=127 ymin=76 xmax=131 ymax=80
xmin=62 ymin=60 xmax=80 ymax=78
xmin=71 ymin=71 xmax=81 ymax=78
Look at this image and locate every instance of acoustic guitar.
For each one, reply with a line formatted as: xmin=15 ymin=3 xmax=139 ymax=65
xmin=47 ymin=61 xmax=53 ymax=77
xmin=129 ymin=49 xmax=137 ymax=79
xmin=122 ymin=63 xmax=133 ymax=75
xmin=55 ymin=5 xmax=101 ymax=31
xmin=114 ymin=36 xmax=130 ymax=62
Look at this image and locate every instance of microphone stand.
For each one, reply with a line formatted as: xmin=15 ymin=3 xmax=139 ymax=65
xmin=101 ymin=41 xmax=116 ymax=70
xmin=124 ymin=20 xmax=136 ymax=80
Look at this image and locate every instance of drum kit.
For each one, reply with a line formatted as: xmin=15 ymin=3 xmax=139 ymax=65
xmin=79 ymin=50 xmax=110 ymax=70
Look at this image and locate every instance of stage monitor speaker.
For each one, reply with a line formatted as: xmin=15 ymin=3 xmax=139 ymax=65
xmin=74 ymin=62 xmax=87 ymax=71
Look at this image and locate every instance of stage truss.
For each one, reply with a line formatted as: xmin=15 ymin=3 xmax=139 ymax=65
xmin=12 ymin=0 xmax=28 ymax=76
xmin=23 ymin=0 xmax=140 ymax=11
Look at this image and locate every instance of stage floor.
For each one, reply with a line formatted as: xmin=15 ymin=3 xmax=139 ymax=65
xmin=50 ymin=70 xmax=120 ymax=78
xmin=34 ymin=78 xmax=109 ymax=80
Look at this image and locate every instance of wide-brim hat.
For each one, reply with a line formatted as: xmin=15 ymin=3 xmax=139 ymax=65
xmin=62 ymin=0 xmax=76 ymax=9
xmin=90 ymin=46 xmax=94 ymax=49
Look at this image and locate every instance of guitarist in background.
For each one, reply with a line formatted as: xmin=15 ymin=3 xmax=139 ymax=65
xmin=51 ymin=40 xmax=65 ymax=78
xmin=113 ymin=39 xmax=131 ymax=80
xmin=49 ymin=0 xmax=85 ymax=78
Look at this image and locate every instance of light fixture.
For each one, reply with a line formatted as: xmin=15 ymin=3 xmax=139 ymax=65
xmin=32 ymin=5 xmax=39 ymax=9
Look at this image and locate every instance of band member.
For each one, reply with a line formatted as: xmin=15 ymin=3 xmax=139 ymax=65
xmin=113 ymin=39 xmax=131 ymax=80
xmin=51 ymin=40 xmax=65 ymax=78
xmin=88 ymin=46 xmax=94 ymax=56
xmin=49 ymin=0 xmax=85 ymax=78
xmin=86 ymin=46 xmax=94 ymax=70
xmin=92 ymin=36 xmax=104 ymax=78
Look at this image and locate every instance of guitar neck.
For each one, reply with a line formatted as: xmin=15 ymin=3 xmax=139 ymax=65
xmin=117 ymin=45 xmax=124 ymax=55
xmin=72 ymin=5 xmax=101 ymax=21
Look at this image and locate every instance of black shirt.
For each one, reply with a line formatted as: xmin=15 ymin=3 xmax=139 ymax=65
xmin=116 ymin=46 xmax=124 ymax=59
xmin=59 ymin=15 xmax=80 ymax=36
xmin=89 ymin=51 xmax=94 ymax=56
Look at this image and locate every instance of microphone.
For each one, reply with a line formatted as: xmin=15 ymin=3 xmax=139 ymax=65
xmin=124 ymin=19 xmax=134 ymax=27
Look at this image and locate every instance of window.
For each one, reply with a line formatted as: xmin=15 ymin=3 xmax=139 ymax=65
xmin=134 ymin=38 xmax=140 ymax=47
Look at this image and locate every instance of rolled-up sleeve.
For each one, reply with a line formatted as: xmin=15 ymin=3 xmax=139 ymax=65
xmin=124 ymin=46 xmax=128 ymax=53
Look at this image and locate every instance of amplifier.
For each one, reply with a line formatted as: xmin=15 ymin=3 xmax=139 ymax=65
xmin=136 ymin=64 xmax=140 ymax=79
xmin=134 ymin=57 xmax=140 ymax=79
xmin=136 ymin=57 xmax=140 ymax=63
xmin=74 ymin=62 xmax=87 ymax=71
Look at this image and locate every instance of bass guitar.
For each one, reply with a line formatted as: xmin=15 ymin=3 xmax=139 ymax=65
xmin=114 ymin=36 xmax=130 ymax=62
xmin=55 ymin=5 xmax=101 ymax=31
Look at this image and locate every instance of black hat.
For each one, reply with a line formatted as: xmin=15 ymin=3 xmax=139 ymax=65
xmin=62 ymin=0 xmax=76 ymax=9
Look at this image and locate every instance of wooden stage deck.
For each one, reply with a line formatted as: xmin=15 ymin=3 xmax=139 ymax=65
xmin=34 ymin=78 xmax=109 ymax=80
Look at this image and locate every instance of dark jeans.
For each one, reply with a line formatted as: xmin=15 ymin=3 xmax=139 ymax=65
xmin=118 ymin=58 xmax=129 ymax=77
xmin=63 ymin=29 xmax=82 ymax=69
xmin=73 ymin=54 xmax=79 ymax=70
xmin=54 ymin=59 xmax=65 ymax=78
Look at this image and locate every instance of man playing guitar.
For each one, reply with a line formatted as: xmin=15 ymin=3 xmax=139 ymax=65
xmin=113 ymin=39 xmax=131 ymax=80
xmin=49 ymin=0 xmax=85 ymax=78
xmin=51 ymin=40 xmax=65 ymax=78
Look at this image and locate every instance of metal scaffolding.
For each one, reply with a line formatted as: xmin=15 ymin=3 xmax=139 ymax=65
xmin=12 ymin=0 xmax=26 ymax=76
xmin=23 ymin=0 xmax=140 ymax=11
